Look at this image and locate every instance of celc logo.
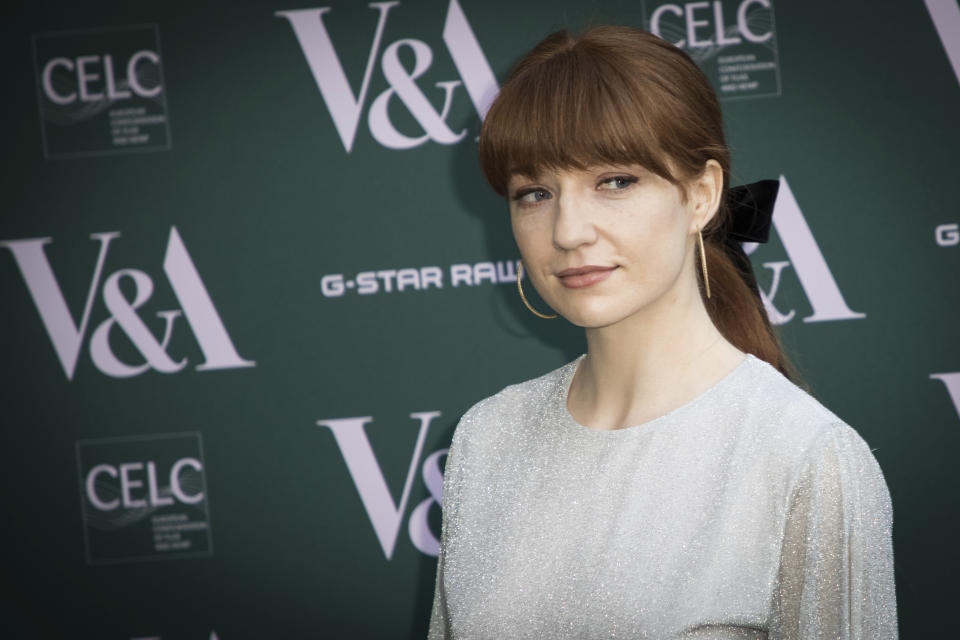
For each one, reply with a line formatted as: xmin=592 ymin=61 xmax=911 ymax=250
xmin=745 ymin=176 xmax=864 ymax=325
xmin=1 ymin=227 xmax=255 ymax=380
xmin=76 ymin=432 xmax=212 ymax=564
xmin=649 ymin=0 xmax=773 ymax=47
xmin=318 ymin=411 xmax=446 ymax=559
xmin=32 ymin=24 xmax=171 ymax=157
xmin=85 ymin=458 xmax=203 ymax=511
xmin=936 ymin=223 xmax=959 ymax=247
xmin=276 ymin=0 xmax=498 ymax=152
xmin=41 ymin=50 xmax=161 ymax=105
xmin=643 ymin=0 xmax=780 ymax=99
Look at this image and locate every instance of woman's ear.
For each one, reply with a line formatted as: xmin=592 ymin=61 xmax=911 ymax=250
xmin=689 ymin=159 xmax=724 ymax=232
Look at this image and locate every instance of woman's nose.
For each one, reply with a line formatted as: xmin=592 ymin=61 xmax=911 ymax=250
xmin=552 ymin=194 xmax=598 ymax=250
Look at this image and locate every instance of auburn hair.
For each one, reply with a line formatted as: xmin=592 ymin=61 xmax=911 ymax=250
xmin=478 ymin=26 xmax=798 ymax=381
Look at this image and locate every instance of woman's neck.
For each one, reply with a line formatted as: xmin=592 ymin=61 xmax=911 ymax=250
xmin=568 ymin=280 xmax=745 ymax=431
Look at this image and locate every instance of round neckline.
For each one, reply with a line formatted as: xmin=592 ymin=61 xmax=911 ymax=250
xmin=559 ymin=353 xmax=757 ymax=436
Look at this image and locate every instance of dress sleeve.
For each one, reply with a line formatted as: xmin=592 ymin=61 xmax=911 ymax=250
xmin=770 ymin=423 xmax=898 ymax=639
xmin=427 ymin=418 xmax=466 ymax=640
xmin=427 ymin=542 xmax=451 ymax=640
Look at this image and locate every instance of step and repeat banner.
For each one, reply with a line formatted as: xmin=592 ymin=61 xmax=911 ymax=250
xmin=2 ymin=0 xmax=958 ymax=637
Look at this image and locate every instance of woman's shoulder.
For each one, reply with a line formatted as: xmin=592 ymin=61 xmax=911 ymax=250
xmin=744 ymin=360 xmax=893 ymax=530
xmin=452 ymin=357 xmax=580 ymax=445
xmin=460 ymin=357 xmax=580 ymax=422
xmin=743 ymin=355 xmax=840 ymax=421
xmin=736 ymin=355 xmax=878 ymax=470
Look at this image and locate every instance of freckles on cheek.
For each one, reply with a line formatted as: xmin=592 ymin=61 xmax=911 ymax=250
xmin=509 ymin=217 xmax=526 ymax=246
xmin=510 ymin=212 xmax=533 ymax=236
xmin=512 ymin=217 xmax=549 ymax=253
xmin=511 ymin=223 xmax=532 ymax=250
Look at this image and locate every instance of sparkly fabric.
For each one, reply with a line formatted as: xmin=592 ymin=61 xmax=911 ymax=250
xmin=427 ymin=354 xmax=897 ymax=639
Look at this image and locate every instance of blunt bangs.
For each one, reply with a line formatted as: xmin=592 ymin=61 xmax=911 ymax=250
xmin=479 ymin=35 xmax=682 ymax=197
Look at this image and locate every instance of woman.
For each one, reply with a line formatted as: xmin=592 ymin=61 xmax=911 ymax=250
xmin=428 ymin=26 xmax=896 ymax=639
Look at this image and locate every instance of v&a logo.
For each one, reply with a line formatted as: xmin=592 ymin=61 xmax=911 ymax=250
xmin=747 ymin=176 xmax=865 ymax=325
xmin=276 ymin=0 xmax=498 ymax=152
xmin=930 ymin=372 xmax=960 ymax=421
xmin=925 ymin=0 xmax=960 ymax=87
xmin=1 ymin=227 xmax=255 ymax=380
xmin=318 ymin=411 xmax=446 ymax=559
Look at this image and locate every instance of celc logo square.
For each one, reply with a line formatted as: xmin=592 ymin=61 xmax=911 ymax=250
xmin=32 ymin=24 xmax=172 ymax=158
xmin=642 ymin=0 xmax=781 ymax=100
xmin=76 ymin=432 xmax=212 ymax=565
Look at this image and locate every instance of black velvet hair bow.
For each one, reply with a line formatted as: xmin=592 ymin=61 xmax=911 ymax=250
xmin=721 ymin=179 xmax=779 ymax=300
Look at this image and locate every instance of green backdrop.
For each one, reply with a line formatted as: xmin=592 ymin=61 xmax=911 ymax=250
xmin=2 ymin=0 xmax=959 ymax=637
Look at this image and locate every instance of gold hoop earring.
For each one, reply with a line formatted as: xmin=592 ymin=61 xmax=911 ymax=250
xmin=517 ymin=262 xmax=558 ymax=319
xmin=697 ymin=229 xmax=711 ymax=299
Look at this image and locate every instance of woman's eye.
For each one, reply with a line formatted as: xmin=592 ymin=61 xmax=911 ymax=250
xmin=598 ymin=176 xmax=638 ymax=190
xmin=513 ymin=188 xmax=552 ymax=203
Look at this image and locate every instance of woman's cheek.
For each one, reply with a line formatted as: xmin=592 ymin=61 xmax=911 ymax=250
xmin=512 ymin=215 xmax=550 ymax=259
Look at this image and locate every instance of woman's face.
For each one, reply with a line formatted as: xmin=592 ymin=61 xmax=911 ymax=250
xmin=508 ymin=162 xmax=718 ymax=329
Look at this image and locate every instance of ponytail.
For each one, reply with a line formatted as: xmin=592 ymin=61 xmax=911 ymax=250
xmin=698 ymin=180 xmax=802 ymax=385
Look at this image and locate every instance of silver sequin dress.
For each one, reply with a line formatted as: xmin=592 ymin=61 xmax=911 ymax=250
xmin=428 ymin=354 xmax=897 ymax=639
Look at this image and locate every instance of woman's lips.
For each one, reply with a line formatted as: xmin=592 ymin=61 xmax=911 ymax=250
xmin=555 ymin=265 xmax=618 ymax=289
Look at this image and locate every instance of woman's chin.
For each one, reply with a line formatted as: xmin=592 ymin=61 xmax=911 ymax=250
xmin=555 ymin=305 xmax=632 ymax=330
